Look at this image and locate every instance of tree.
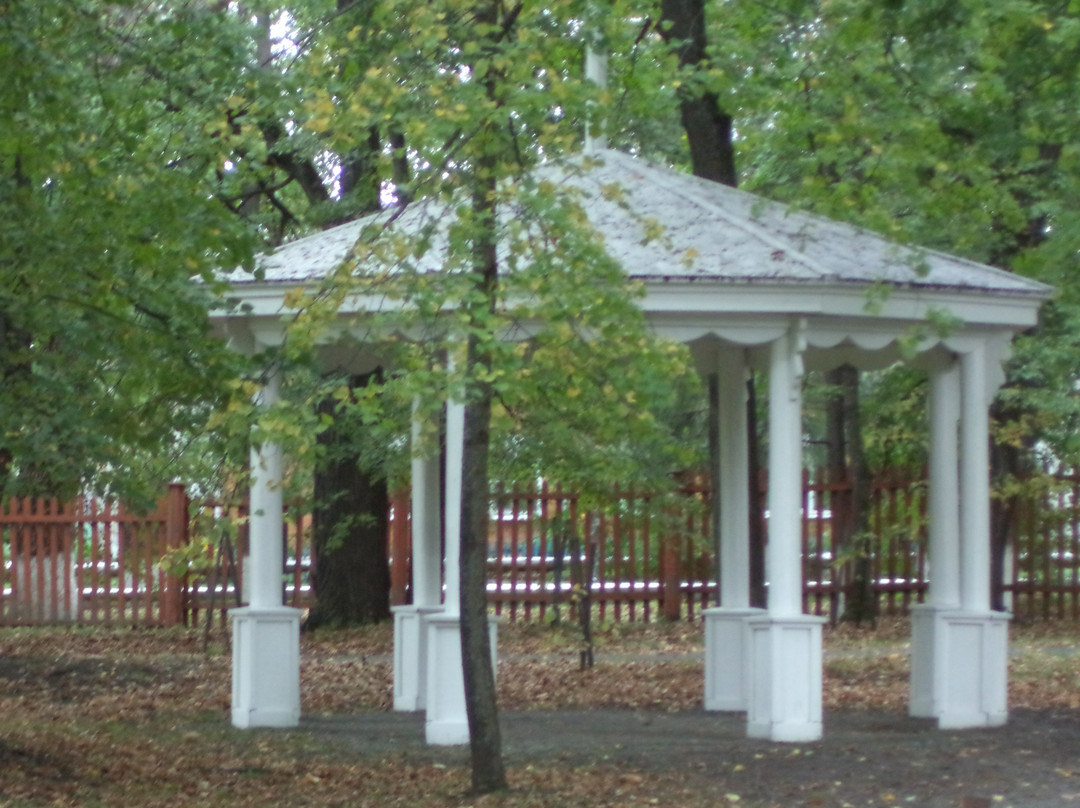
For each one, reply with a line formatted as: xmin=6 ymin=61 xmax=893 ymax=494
xmin=0 ymin=2 xmax=263 ymax=503
xmin=714 ymin=0 xmax=1080 ymax=610
xmin=270 ymin=1 xmax=701 ymax=791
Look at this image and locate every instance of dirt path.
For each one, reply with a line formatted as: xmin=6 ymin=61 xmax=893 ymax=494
xmin=302 ymin=707 xmax=1080 ymax=808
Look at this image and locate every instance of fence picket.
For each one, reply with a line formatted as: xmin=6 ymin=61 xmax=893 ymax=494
xmin=8 ymin=466 xmax=1080 ymax=626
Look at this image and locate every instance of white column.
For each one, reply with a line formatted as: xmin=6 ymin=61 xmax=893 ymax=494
xmin=704 ymin=348 xmax=762 ymax=712
xmin=746 ymin=324 xmax=824 ymax=742
xmin=767 ymin=329 xmax=804 ymax=619
xmin=393 ymin=402 xmax=445 ymax=712
xmin=411 ymin=403 xmax=443 ymax=608
xmin=718 ymin=350 xmax=751 ymax=609
xmin=424 ymin=394 xmax=470 ymax=744
xmin=231 ymin=365 xmax=301 ymax=729
xmin=910 ymin=346 xmax=1009 ymax=729
xmin=911 ymin=360 xmax=961 ymax=718
xmin=927 ymin=362 xmax=962 ymax=608
xmin=959 ymin=345 xmax=991 ymax=612
xmin=248 ymin=369 xmax=284 ymax=610
xmin=443 ymin=396 xmax=465 ymax=615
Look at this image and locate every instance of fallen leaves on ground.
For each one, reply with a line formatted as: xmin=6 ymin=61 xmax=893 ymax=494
xmin=0 ymin=617 xmax=1078 ymax=807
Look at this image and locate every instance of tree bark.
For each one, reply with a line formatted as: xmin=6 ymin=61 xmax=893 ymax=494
xmin=829 ymin=365 xmax=876 ymax=626
xmin=307 ymin=371 xmax=391 ymax=628
xmin=458 ymin=165 xmax=506 ymax=793
xmin=989 ymin=398 xmax=1025 ymax=612
xmin=824 ymin=368 xmax=847 ymax=472
xmin=457 ymin=0 xmax=507 ymax=788
xmin=659 ymin=0 xmax=737 ymax=186
xmin=746 ymin=371 xmax=767 ymax=608
xmin=707 ymin=372 xmax=722 ymax=605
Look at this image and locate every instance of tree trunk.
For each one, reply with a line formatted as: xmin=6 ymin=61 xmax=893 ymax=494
xmin=707 ymin=372 xmax=722 ymax=605
xmin=459 ymin=359 xmax=504 ymax=792
xmin=456 ymin=6 xmax=508 ymax=781
xmin=307 ymin=371 xmax=391 ymax=628
xmin=659 ymin=0 xmax=737 ymax=186
xmin=746 ymin=371 xmax=767 ymax=608
xmin=824 ymin=368 xmax=847 ymax=472
xmin=830 ymin=365 xmax=876 ymax=626
xmin=332 ymin=126 xmax=384 ymax=224
xmin=458 ymin=159 xmax=506 ymax=793
xmin=989 ymin=399 xmax=1025 ymax=612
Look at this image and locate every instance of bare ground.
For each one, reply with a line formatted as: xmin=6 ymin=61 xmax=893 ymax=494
xmin=301 ymin=707 xmax=1080 ymax=808
xmin=1 ymin=618 xmax=1079 ymax=807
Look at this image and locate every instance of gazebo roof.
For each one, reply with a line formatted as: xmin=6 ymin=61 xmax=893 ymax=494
xmin=235 ymin=149 xmax=1046 ymax=294
xmin=217 ymin=149 xmax=1052 ymax=378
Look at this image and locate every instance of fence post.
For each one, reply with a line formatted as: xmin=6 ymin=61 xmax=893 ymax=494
xmin=389 ymin=490 xmax=410 ymax=606
xmin=161 ymin=483 xmax=187 ymax=627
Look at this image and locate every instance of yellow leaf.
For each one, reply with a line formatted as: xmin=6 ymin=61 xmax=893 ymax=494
xmin=283 ymin=287 xmax=309 ymax=309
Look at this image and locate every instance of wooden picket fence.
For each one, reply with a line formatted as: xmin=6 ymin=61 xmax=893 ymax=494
xmin=1007 ymin=469 xmax=1080 ymax=619
xmin=3 ymin=469 xmax=1080 ymax=626
xmin=0 ymin=485 xmax=188 ymax=626
xmin=484 ymin=472 xmax=928 ymax=624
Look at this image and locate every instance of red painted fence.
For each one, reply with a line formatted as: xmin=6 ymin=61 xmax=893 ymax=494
xmin=0 ymin=485 xmax=187 ymax=626
xmin=2 ymin=470 xmax=1078 ymax=626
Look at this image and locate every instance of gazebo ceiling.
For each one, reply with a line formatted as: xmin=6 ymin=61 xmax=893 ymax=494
xmin=216 ymin=149 xmax=1052 ymax=380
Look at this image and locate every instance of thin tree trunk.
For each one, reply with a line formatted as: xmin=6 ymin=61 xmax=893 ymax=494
xmin=707 ymin=372 xmax=722 ymax=606
xmin=458 ymin=163 xmax=506 ymax=793
xmin=457 ymin=4 xmax=507 ymax=783
xmin=746 ymin=371 xmax=767 ymax=608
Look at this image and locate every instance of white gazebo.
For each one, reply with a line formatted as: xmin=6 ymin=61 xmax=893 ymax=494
xmin=213 ymin=148 xmax=1051 ymax=743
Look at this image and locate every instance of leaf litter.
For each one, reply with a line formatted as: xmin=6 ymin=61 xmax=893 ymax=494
xmin=0 ymin=618 xmax=1078 ymax=807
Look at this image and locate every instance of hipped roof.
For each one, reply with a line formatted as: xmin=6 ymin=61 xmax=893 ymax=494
xmin=234 ymin=149 xmax=1050 ymax=300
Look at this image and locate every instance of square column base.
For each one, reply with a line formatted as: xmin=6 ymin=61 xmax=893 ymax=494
xmin=230 ymin=606 xmax=302 ymax=729
xmin=424 ymin=613 xmax=500 ymax=746
xmin=703 ymin=607 xmax=765 ymax=712
xmin=909 ymin=606 xmax=1009 ymax=729
xmin=746 ymin=614 xmax=825 ymax=742
xmin=392 ymin=605 xmax=444 ymax=712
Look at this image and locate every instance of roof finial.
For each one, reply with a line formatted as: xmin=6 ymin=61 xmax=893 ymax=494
xmin=584 ymin=49 xmax=608 ymax=153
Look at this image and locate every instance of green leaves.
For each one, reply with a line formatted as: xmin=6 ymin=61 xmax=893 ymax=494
xmin=722 ymin=0 xmax=1080 ymax=468
xmin=270 ymin=0 xmax=705 ymax=502
xmin=0 ymin=2 xmax=260 ymax=502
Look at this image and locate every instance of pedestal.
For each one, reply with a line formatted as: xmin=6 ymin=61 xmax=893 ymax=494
xmin=909 ymin=606 xmax=1009 ymax=729
xmin=230 ymin=606 xmax=302 ymax=728
xmin=392 ymin=605 xmax=443 ymax=712
xmin=703 ymin=607 xmax=765 ymax=712
xmin=424 ymin=613 xmax=500 ymax=746
xmin=746 ymin=615 xmax=825 ymax=742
